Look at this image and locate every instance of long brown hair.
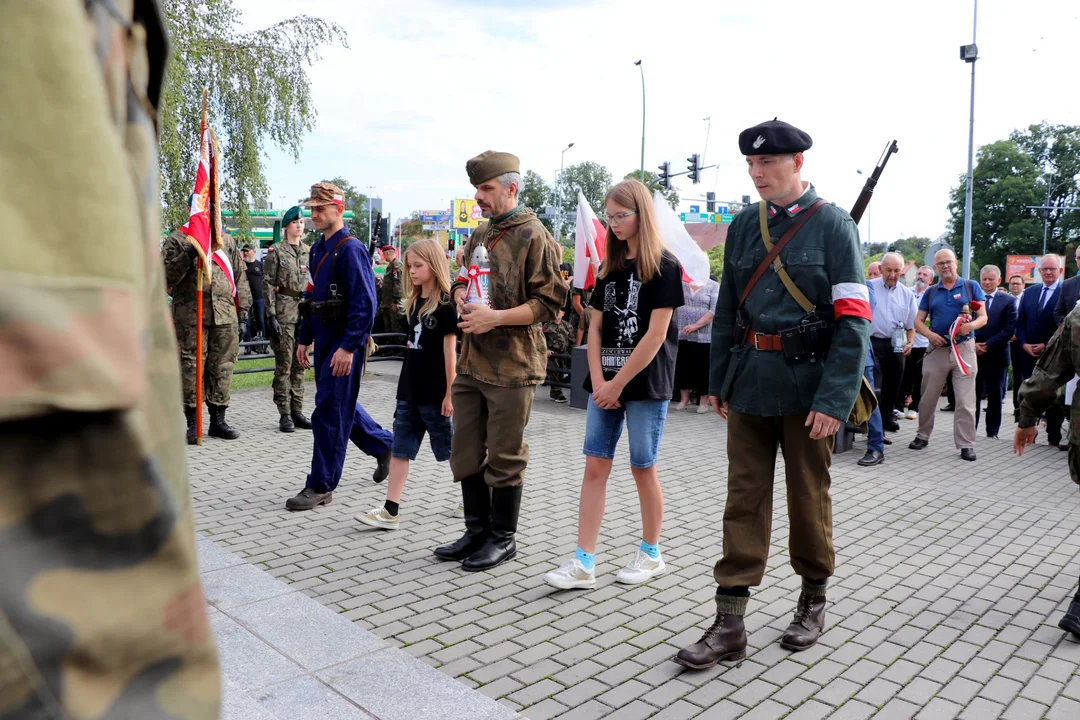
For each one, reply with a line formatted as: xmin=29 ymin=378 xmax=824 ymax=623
xmin=598 ymin=179 xmax=666 ymax=283
xmin=402 ymin=238 xmax=452 ymax=318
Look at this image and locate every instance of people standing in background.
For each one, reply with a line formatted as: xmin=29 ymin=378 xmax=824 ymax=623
xmin=243 ymin=244 xmax=265 ymax=343
xmin=897 ymin=266 xmax=933 ymax=420
xmin=974 ymin=265 xmax=1016 ymax=439
xmin=859 ymin=280 xmax=886 ymax=466
xmin=1053 ymin=246 xmax=1080 ymax=326
xmin=674 ymin=277 xmax=720 ymax=413
xmin=867 ymin=261 xmax=882 ymax=280
xmin=1009 ymin=273 xmax=1026 ymax=417
xmin=867 ymin=252 xmax=917 ymax=432
xmin=1015 ymin=255 xmax=1065 ymax=447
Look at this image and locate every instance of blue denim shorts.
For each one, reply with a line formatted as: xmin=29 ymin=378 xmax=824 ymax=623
xmin=583 ymin=397 xmax=670 ymax=469
xmin=391 ymin=400 xmax=453 ymax=461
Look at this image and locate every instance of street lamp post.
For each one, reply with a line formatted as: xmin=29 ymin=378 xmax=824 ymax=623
xmin=555 ymin=142 xmax=575 ymax=243
xmin=635 ymin=60 xmax=645 ymax=181
xmin=366 ymin=185 xmax=376 ymax=246
xmin=960 ymin=0 xmax=979 ymax=280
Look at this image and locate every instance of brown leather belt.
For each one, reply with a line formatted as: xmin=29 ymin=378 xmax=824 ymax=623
xmin=747 ymin=329 xmax=784 ymax=352
xmin=276 ymin=287 xmax=303 ymax=298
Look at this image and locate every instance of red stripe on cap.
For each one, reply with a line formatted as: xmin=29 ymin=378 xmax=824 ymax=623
xmin=834 ymin=298 xmax=872 ymax=322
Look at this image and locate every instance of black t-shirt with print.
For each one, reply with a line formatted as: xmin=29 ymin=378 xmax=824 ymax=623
xmin=396 ymin=297 xmax=459 ymax=405
xmin=583 ymin=251 xmax=684 ymax=402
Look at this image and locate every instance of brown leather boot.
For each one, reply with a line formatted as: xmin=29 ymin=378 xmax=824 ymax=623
xmin=780 ymin=581 xmax=827 ymax=651
xmin=674 ymin=594 xmax=748 ymax=669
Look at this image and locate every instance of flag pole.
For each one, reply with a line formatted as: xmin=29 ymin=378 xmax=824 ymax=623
xmin=194 ymin=88 xmax=209 ymax=444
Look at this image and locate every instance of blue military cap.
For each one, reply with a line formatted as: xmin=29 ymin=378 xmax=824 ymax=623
xmin=282 ymin=205 xmax=303 ymax=225
xmin=739 ymin=119 xmax=813 ymax=155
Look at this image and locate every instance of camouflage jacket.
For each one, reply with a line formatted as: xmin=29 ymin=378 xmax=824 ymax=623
xmin=1018 ymin=308 xmax=1080 ymax=480
xmin=163 ymin=229 xmax=251 ymax=327
xmin=379 ymin=258 xmax=405 ymax=309
xmin=263 ymin=239 xmax=310 ymax=325
xmin=543 ymin=318 xmax=574 ymax=355
xmin=451 ymin=207 xmax=569 ymax=387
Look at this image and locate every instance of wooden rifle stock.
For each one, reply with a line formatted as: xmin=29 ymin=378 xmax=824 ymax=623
xmin=850 ymin=140 xmax=899 ymax=225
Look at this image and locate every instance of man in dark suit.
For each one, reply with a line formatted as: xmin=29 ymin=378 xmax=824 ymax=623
xmin=1053 ymin=246 xmax=1080 ymax=326
xmin=975 ymin=265 xmax=1016 ymax=438
xmin=1008 ymin=273 xmax=1026 ymax=416
xmin=1016 ymin=254 xmax=1065 ymax=445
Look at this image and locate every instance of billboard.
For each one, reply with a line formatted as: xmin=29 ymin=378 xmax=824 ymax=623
xmin=419 ymin=210 xmax=450 ymax=224
xmin=1007 ymin=255 xmax=1065 ymax=283
xmin=452 ymin=198 xmax=484 ymax=229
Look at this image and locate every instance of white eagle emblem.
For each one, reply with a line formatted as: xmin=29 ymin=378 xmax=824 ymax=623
xmin=752 ymin=135 xmax=766 ymax=149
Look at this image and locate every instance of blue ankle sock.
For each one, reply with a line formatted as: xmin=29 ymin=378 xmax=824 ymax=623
xmin=575 ymin=547 xmax=595 ymax=571
xmin=640 ymin=540 xmax=660 ymax=559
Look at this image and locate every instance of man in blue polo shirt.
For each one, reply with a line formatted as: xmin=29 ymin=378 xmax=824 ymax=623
xmin=908 ymin=249 xmax=987 ymax=461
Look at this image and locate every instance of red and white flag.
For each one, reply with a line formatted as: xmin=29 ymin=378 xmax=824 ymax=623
xmin=573 ymin=191 xmax=606 ymax=290
xmin=651 ymin=190 xmax=709 ymax=285
xmin=180 ymin=111 xmax=236 ymax=296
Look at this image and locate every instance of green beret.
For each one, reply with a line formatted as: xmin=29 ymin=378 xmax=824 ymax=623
xmin=466 ymin=151 xmax=520 ymax=186
xmin=282 ymin=205 xmax=303 ymax=225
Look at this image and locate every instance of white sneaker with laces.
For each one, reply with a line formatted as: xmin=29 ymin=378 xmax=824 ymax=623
xmin=452 ymin=502 xmax=465 ymax=518
xmin=905 ymin=409 xmax=918 ymax=420
xmin=616 ymin=548 xmax=665 ymax=585
xmin=696 ymin=404 xmax=710 ymax=414
xmin=543 ymin=559 xmax=596 ymax=589
xmin=674 ymin=402 xmax=687 ymax=411
xmin=356 ymin=506 xmax=400 ymax=530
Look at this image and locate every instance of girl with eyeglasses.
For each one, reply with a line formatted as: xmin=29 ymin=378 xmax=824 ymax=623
xmin=544 ymin=179 xmax=684 ymax=589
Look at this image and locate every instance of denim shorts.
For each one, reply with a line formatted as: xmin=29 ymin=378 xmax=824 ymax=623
xmin=583 ymin=397 xmax=670 ymax=469
xmin=391 ymin=400 xmax=453 ymax=461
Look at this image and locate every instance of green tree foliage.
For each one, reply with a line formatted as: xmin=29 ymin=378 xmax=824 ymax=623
xmin=707 ymin=242 xmax=724 ymax=279
xmin=625 ymin=170 xmax=680 ymax=210
xmin=865 ymin=242 xmax=888 ymax=257
xmin=160 ymin=1 xmax=347 ymax=237
xmin=520 ymin=169 xmax=554 ymax=234
xmin=948 ymin=123 xmax=1080 ymax=271
xmin=889 ymin=236 xmax=931 ymax=266
xmin=557 ymin=161 xmax=613 ymax=221
xmin=397 ymin=211 xmax=432 ymax=243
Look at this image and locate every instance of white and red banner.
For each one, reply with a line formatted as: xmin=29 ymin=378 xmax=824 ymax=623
xmin=180 ymin=115 xmax=236 ymax=296
xmin=651 ymin=190 xmax=709 ymax=286
xmin=573 ymin=190 xmax=606 ymax=290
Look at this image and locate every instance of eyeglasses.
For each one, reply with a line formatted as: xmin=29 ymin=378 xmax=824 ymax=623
xmin=604 ymin=211 xmax=637 ymax=225
xmin=935 ymin=260 xmax=956 ymax=268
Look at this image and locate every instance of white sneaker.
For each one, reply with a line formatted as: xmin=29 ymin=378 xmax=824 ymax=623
xmin=905 ymin=410 xmax=918 ymax=420
xmin=543 ymin=559 xmax=596 ymax=590
xmin=356 ymin=506 xmax=400 ymax=530
xmin=674 ymin=402 xmax=687 ymax=411
xmin=696 ymin=404 xmax=710 ymax=414
xmin=452 ymin=502 xmax=465 ymax=518
xmin=616 ymin=548 xmax=666 ymax=585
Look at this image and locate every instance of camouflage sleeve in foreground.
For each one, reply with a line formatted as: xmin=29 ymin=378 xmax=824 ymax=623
xmin=0 ymin=2 xmax=220 ymax=718
xmin=1018 ymin=312 xmax=1078 ymax=428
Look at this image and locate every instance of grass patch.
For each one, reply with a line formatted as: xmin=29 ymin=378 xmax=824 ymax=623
xmin=231 ymin=357 xmax=315 ymax=390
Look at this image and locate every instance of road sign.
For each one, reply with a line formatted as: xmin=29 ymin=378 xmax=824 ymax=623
xmin=420 ymin=212 xmax=450 ymax=224
xmin=423 ymin=224 xmax=450 ymax=231
xmin=720 ymin=213 xmax=734 ymax=223
xmin=689 ymin=205 xmax=700 ymax=214
xmin=717 ymin=205 xmax=728 ymax=215
xmin=680 ymin=212 xmax=712 ymax=223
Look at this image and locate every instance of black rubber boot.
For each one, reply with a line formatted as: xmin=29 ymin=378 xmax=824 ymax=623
xmin=291 ymin=410 xmax=312 ymax=429
xmin=462 ymin=485 xmax=522 ymax=571
xmin=185 ymin=406 xmax=198 ymax=445
xmin=208 ymin=404 xmax=241 ymax=440
xmin=434 ymin=475 xmax=490 ymax=561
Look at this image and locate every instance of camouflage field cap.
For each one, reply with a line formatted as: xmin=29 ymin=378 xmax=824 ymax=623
xmin=282 ymin=205 xmax=303 ymax=224
xmin=466 ymin=151 xmax=520 ymax=186
xmin=302 ymin=182 xmax=345 ymax=209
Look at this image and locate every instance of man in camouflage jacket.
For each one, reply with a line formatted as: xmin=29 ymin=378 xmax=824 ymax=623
xmin=376 ymin=245 xmax=406 ymax=337
xmin=264 ymin=205 xmax=312 ymax=432
xmin=433 ymin=150 xmax=568 ymax=572
xmin=543 ymin=311 xmax=574 ymax=403
xmin=0 ymin=2 xmax=220 ymax=717
xmin=163 ymin=225 xmax=252 ymax=444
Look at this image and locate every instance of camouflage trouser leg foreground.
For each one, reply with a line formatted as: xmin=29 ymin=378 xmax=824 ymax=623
xmin=177 ymin=322 xmax=240 ymax=407
xmin=0 ymin=413 xmax=220 ymax=720
xmin=272 ymin=323 xmax=305 ymax=413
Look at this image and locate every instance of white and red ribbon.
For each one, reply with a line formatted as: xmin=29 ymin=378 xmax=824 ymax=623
xmin=949 ymin=314 xmax=973 ymax=375
xmin=466 ymin=264 xmax=489 ymax=302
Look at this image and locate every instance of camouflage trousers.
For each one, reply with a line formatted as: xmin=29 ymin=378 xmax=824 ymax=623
xmin=376 ymin=307 xmax=407 ymax=338
xmin=0 ymin=412 xmax=220 ymax=720
xmin=272 ymin=322 xmax=305 ymax=414
xmin=176 ymin=321 xmax=238 ymax=408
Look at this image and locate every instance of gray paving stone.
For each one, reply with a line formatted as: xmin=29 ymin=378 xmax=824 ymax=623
xmin=202 ymin=561 xmax=295 ymax=610
xmin=1003 ymin=697 xmax=1050 ymax=720
xmin=914 ymin=697 xmax=963 ymax=719
xmin=250 ymin=676 xmax=373 ymax=720
xmin=210 ymin=613 xmax=304 ymax=691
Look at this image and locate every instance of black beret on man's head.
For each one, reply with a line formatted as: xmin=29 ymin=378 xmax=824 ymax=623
xmin=739 ymin=119 xmax=813 ymax=156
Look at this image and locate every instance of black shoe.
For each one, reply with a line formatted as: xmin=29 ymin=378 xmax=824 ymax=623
xmin=857 ymin=450 xmax=884 ymax=466
xmin=208 ymin=404 xmax=240 ymax=440
xmin=884 ymin=421 xmax=900 ymax=432
xmin=674 ymin=611 xmax=747 ymax=669
xmin=291 ymin=410 xmax=312 ymax=429
xmin=372 ymin=448 xmax=392 ymax=484
xmin=279 ymin=413 xmax=296 ymax=433
xmin=909 ymin=437 xmax=928 ymax=450
xmin=883 ymin=438 xmax=893 ymax=445
xmin=462 ymin=485 xmax=522 ymax=571
xmin=434 ymin=475 xmax=491 ymax=561
xmin=961 ymin=448 xmax=976 ymax=461
xmin=551 ymin=393 xmax=568 ymax=404
xmin=285 ymin=487 xmax=333 ymax=511
xmin=942 ymin=404 xmax=955 ymax=412
xmin=1058 ymin=600 xmax=1080 ymax=639
xmin=184 ymin=406 xmax=198 ymax=445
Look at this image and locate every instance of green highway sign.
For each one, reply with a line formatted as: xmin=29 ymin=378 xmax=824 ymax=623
xmin=720 ymin=213 xmax=734 ymax=223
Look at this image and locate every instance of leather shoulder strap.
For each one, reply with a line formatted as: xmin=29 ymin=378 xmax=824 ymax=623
xmin=738 ymin=199 xmax=826 ymax=309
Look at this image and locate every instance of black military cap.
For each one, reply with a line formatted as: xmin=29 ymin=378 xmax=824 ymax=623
xmin=738 ymin=119 xmax=813 ymax=155
xmin=242 ymin=244 xmax=255 ymax=252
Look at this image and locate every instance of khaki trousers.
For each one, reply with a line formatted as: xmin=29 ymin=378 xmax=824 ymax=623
xmin=450 ymin=374 xmax=535 ymax=488
xmin=916 ymin=342 xmax=977 ymax=449
xmin=713 ymin=412 xmax=835 ymax=588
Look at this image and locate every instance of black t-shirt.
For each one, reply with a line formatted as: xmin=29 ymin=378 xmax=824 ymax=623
xmin=583 ymin=251 xmax=684 ymax=402
xmin=396 ymin=297 xmax=458 ymax=405
xmin=246 ymin=259 xmax=264 ymax=300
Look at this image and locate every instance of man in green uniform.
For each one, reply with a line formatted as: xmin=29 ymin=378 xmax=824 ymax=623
xmin=163 ymin=224 xmax=252 ymax=444
xmin=434 ymin=151 xmax=568 ymax=571
xmin=0 ymin=2 xmax=220 ymax=717
xmin=377 ymin=245 xmax=406 ymax=337
xmin=1014 ymin=307 xmax=1080 ymax=639
xmin=676 ymin=120 xmax=871 ymax=669
xmin=264 ymin=205 xmax=312 ymax=432
xmin=543 ymin=310 xmax=574 ymax=403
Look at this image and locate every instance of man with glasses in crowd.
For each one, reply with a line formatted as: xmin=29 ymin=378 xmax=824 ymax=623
xmin=1016 ymin=254 xmax=1065 ymax=447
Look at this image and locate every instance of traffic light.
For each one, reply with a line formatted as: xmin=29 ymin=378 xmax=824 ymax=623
xmin=379 ymin=214 xmax=390 ymax=244
xmin=658 ymin=161 xmax=671 ymax=190
xmin=706 ymin=191 xmax=716 ymax=212
xmin=687 ymin=153 xmax=700 ymax=184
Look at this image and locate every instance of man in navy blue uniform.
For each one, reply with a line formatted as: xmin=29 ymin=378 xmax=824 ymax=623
xmin=286 ymin=182 xmax=393 ymax=511
xmin=974 ymin=265 xmax=1016 ymax=439
xmin=1016 ymin=254 xmax=1065 ymax=447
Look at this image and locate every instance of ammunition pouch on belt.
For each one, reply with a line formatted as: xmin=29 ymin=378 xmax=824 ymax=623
xmin=777 ymin=314 xmax=834 ymax=362
xmin=311 ymin=299 xmax=346 ymax=325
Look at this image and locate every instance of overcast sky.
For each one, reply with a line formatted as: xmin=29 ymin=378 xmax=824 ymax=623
xmin=239 ymin=0 xmax=1078 ymax=247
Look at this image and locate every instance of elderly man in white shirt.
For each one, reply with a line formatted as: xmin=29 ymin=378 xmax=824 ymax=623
xmin=897 ymin=265 xmax=933 ymax=420
xmin=868 ymin=253 xmax=918 ymax=431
